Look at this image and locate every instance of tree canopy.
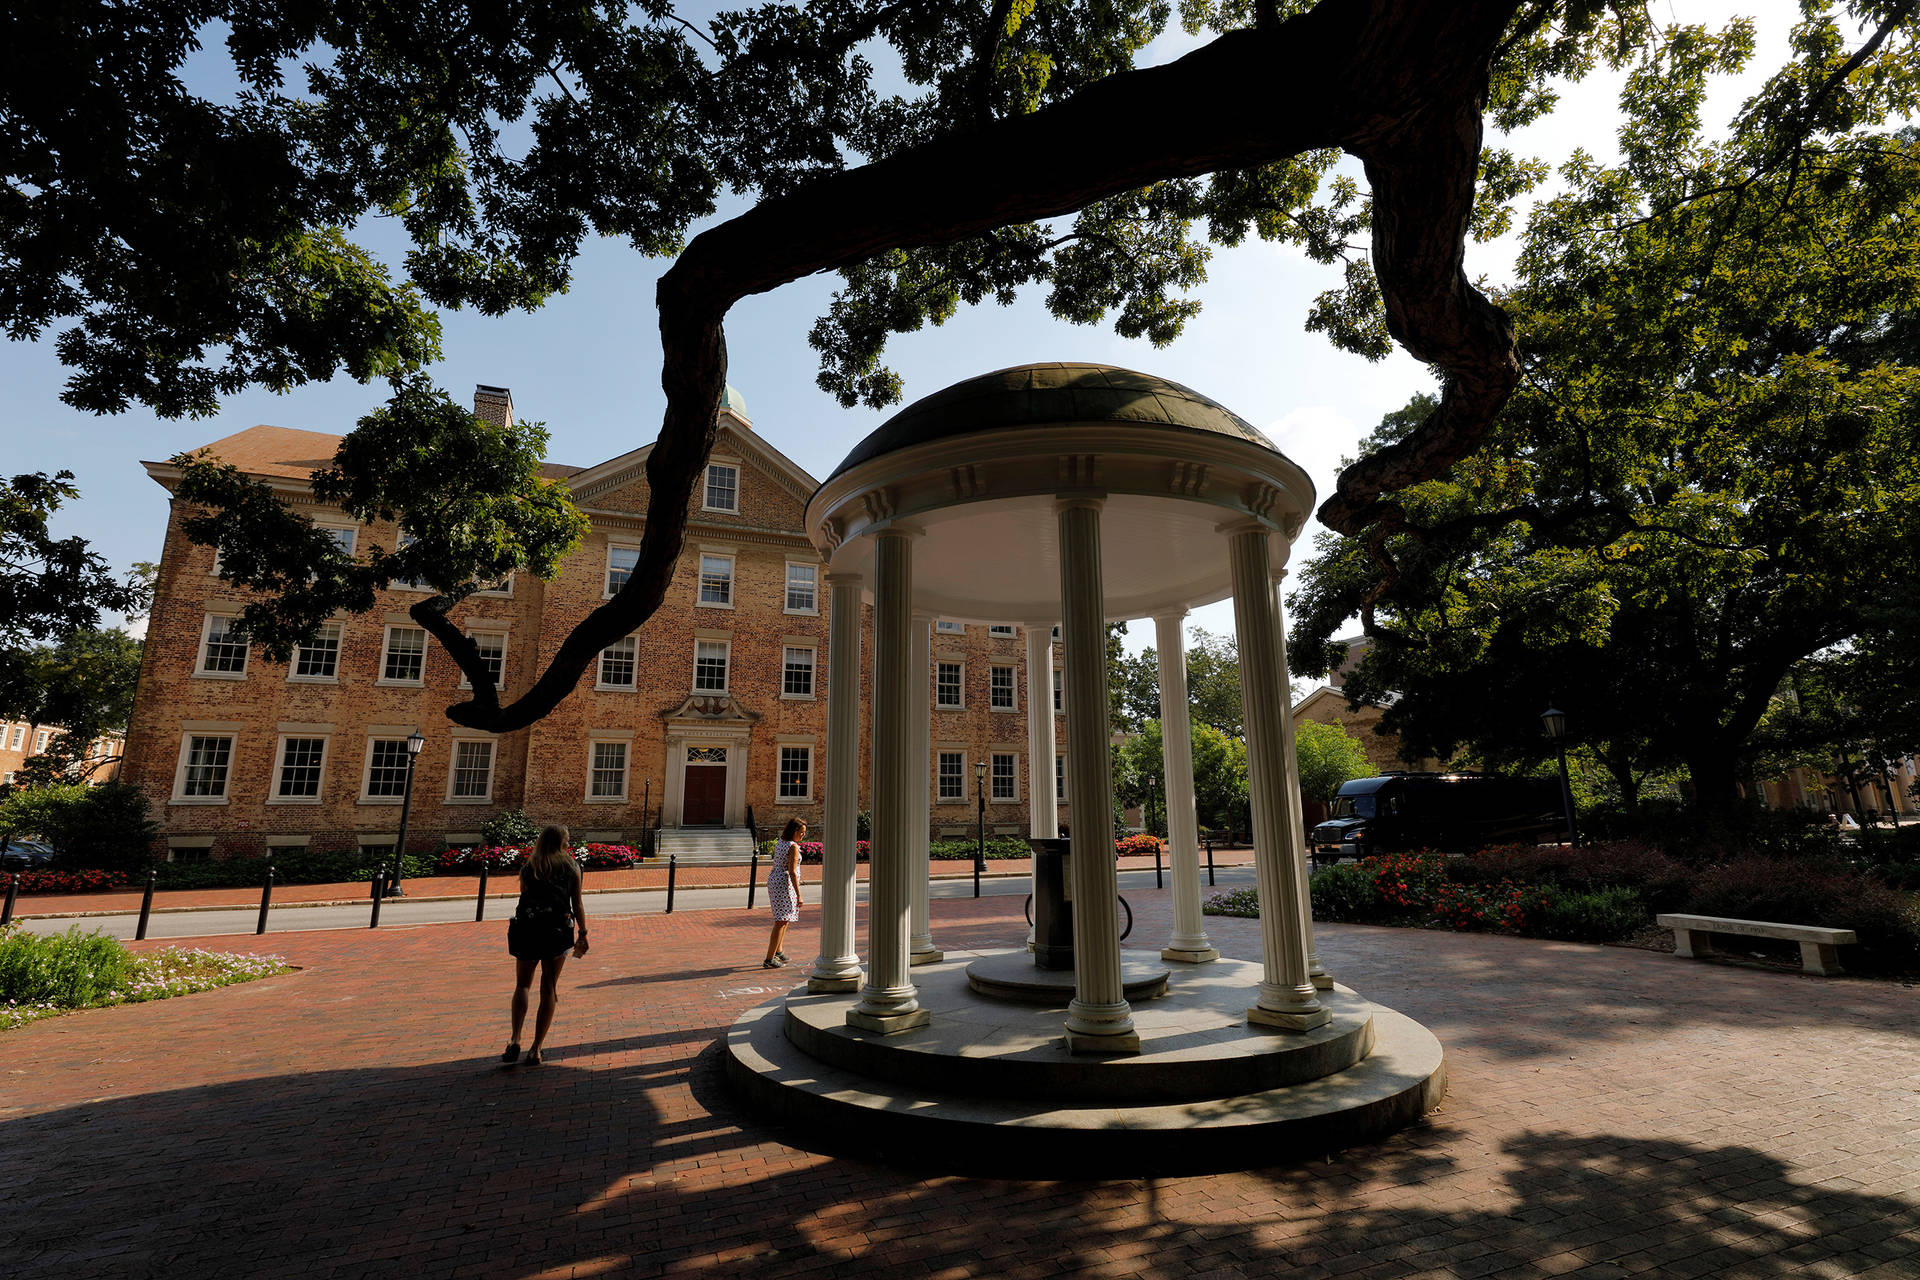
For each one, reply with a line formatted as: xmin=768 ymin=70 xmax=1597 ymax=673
xmin=1113 ymin=627 xmax=1246 ymax=738
xmin=9 ymin=1 xmax=1918 ymax=732
xmin=1288 ymin=33 xmax=1920 ymax=811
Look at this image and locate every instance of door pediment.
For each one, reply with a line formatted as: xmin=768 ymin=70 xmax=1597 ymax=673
xmin=659 ymin=693 xmax=760 ymax=727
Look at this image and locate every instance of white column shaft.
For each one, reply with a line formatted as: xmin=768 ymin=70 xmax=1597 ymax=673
xmin=1057 ymin=499 xmax=1135 ymax=1045
xmin=1274 ymin=578 xmax=1331 ymax=989
xmin=1025 ymin=626 xmax=1057 ymax=836
xmin=1155 ymin=612 xmax=1217 ymax=963
xmin=852 ymin=530 xmax=921 ymax=1021
xmin=909 ymin=613 xmax=941 ymax=963
xmin=809 ymin=571 xmax=865 ymax=991
xmin=1227 ymin=524 xmax=1327 ymax=1029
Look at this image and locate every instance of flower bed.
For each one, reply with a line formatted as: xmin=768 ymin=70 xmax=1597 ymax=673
xmin=434 ymin=843 xmax=644 ymax=874
xmin=0 ymin=867 xmax=131 ymax=895
xmin=1116 ymin=834 xmax=1164 ymax=857
xmin=1 ymin=924 xmax=290 ymax=1030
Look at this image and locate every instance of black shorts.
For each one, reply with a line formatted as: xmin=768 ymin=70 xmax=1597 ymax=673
xmin=507 ymin=917 xmax=574 ymax=960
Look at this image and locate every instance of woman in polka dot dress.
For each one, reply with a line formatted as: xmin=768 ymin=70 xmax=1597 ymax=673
xmin=762 ymin=817 xmax=805 ymax=969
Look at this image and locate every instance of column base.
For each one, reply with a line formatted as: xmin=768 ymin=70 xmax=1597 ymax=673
xmin=807 ymin=974 xmax=863 ymax=993
xmin=1310 ymin=971 xmax=1334 ymax=991
xmin=1062 ymin=1028 xmax=1141 ymax=1055
xmin=845 ymin=1007 xmax=932 ymax=1036
xmin=909 ymin=947 xmax=945 ymax=966
xmin=1247 ymin=1003 xmax=1333 ymax=1033
xmin=1162 ymin=946 xmax=1220 ymax=965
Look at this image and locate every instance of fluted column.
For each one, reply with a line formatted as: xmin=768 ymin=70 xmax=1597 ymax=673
xmin=1274 ymin=575 xmax=1332 ymax=990
xmin=1155 ymin=610 xmax=1218 ymax=964
xmin=1226 ymin=521 xmax=1330 ymax=1032
xmin=809 ymin=570 xmax=865 ymax=993
xmin=848 ymin=528 xmax=930 ymax=1034
xmin=909 ymin=610 xmax=942 ymax=964
xmin=1056 ymin=497 xmax=1138 ymax=1053
xmin=1024 ymin=621 xmax=1057 ymax=951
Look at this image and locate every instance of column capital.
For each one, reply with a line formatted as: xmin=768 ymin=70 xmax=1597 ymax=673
xmin=1150 ymin=607 xmax=1190 ymax=625
xmin=1052 ymin=493 xmax=1107 ymax=515
xmin=871 ymin=521 xmax=926 ymax=542
xmin=1216 ymin=516 xmax=1273 ymax=539
xmin=824 ymin=569 xmax=864 ymax=585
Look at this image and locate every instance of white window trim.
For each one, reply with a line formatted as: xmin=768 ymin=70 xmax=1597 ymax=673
xmin=458 ymin=627 xmax=510 ymax=691
xmin=692 ymin=637 xmax=731 ymax=694
xmin=775 ymin=742 xmax=815 ymax=804
xmin=935 ymin=750 xmax=969 ymax=805
xmin=936 ymin=620 xmax=965 ymax=634
xmin=170 ymin=731 xmax=236 ymax=805
xmin=991 ymin=751 xmax=1021 ymax=804
xmin=935 ymin=659 xmax=965 ymax=710
xmin=357 ymin=734 xmax=414 ymax=805
xmin=267 ymin=732 xmax=330 ymax=806
xmin=783 ymin=561 xmax=820 ymax=615
xmin=1054 ymin=666 xmax=1065 ymax=715
xmin=695 ymin=552 xmax=736 ymax=610
xmin=595 ymin=636 xmax=639 ymax=692
xmin=1056 ymin=753 xmax=1067 ymax=805
xmin=194 ymin=613 xmax=250 ymax=680
xmin=604 ymin=541 xmax=642 ymax=599
xmin=287 ymin=622 xmax=343 ymax=685
xmin=781 ymin=643 xmax=818 ymax=701
xmin=584 ymin=735 xmax=632 ymax=804
xmin=989 ymin=624 xmax=1017 ymax=637
xmin=315 ymin=521 xmax=359 ymax=558
xmin=445 ymin=738 xmax=498 ymax=804
xmin=388 ymin=532 xmax=434 ymax=593
xmin=377 ymin=623 xmax=428 ymax=687
xmin=474 ymin=573 xmax=515 ymax=599
xmin=701 ymin=459 xmax=741 ymax=514
xmin=989 ymin=664 xmax=1018 ymax=713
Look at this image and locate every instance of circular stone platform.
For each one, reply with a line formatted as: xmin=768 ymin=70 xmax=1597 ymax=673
xmin=724 ymin=950 xmax=1446 ymax=1174
xmin=965 ymin=950 xmax=1170 ymax=1004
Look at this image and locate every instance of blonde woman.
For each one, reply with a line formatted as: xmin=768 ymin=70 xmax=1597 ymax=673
xmin=762 ymin=817 xmax=805 ymax=968
xmin=503 ymin=825 xmax=589 ymax=1066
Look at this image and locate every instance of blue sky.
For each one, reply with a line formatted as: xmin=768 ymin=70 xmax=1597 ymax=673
xmin=2 ymin=4 xmax=1795 ymax=654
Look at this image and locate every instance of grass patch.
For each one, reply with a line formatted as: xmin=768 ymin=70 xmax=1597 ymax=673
xmin=1 ymin=925 xmax=291 ymax=1030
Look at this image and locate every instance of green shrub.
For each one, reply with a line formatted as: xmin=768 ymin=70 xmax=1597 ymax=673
xmin=1310 ymin=862 xmax=1383 ymax=922
xmin=0 ymin=782 xmax=158 ymax=868
xmin=856 ymin=809 xmax=873 ymax=842
xmin=0 ymin=783 xmax=89 ymax=842
xmin=1462 ymin=840 xmax=1691 ymax=911
xmin=481 ymin=809 xmax=542 ymax=848
xmin=1685 ymin=857 xmax=1920 ymax=972
xmin=0 ymin=926 xmax=139 ymax=1006
xmin=1532 ymin=886 xmax=1646 ymax=942
xmin=149 ymin=849 xmax=433 ymax=891
xmin=928 ymin=836 xmax=1031 ymax=861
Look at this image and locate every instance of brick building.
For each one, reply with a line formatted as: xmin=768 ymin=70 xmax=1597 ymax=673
xmin=0 ymin=723 xmax=125 ymax=788
xmin=122 ymin=387 xmax=1067 ymax=861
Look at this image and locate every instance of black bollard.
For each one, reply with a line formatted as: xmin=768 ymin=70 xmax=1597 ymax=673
xmin=1206 ymin=837 xmax=1216 ymax=887
xmin=666 ymin=854 xmax=677 ymax=914
xmin=255 ymin=865 xmax=275 ymax=934
xmin=369 ymin=864 xmax=386 ymax=928
xmin=136 ymin=869 xmax=157 ymax=941
xmin=1154 ymin=842 xmax=1163 ymax=890
xmin=475 ymin=860 xmax=490 ymax=922
xmin=973 ymin=859 xmax=981 ymax=899
xmin=0 ymin=873 xmax=16 ymax=929
xmin=747 ymin=851 xmax=759 ymax=909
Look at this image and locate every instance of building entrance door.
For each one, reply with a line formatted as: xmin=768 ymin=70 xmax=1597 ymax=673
xmin=683 ymin=764 xmax=727 ymax=826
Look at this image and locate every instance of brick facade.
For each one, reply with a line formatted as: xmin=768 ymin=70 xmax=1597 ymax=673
xmin=0 ymin=723 xmax=124 ymax=788
xmin=121 ymin=390 xmax=1067 ymax=860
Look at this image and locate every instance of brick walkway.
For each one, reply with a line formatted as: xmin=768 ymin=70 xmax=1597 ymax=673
xmin=3 ymin=887 xmax=1917 ymax=1279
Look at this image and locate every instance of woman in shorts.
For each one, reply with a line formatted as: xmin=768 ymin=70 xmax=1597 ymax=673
xmin=503 ymin=824 xmax=589 ymax=1065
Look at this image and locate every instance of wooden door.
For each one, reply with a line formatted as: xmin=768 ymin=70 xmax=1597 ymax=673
xmin=683 ymin=766 xmax=727 ymax=826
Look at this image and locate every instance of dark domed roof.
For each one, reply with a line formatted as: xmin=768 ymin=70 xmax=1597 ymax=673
xmin=828 ymin=363 xmax=1275 ymax=482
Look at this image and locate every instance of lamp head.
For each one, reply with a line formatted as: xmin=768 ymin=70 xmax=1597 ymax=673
xmin=1540 ymin=706 xmax=1567 ymax=740
xmin=406 ymin=730 xmax=426 ymax=756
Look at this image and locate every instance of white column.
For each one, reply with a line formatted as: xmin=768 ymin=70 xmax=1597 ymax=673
xmin=1024 ymin=621 xmax=1057 ymax=951
xmin=809 ymin=570 xmax=865 ymax=993
xmin=1056 ymin=497 xmax=1138 ymax=1053
xmin=1274 ymin=576 xmax=1332 ymax=990
xmin=909 ymin=611 xmax=942 ymax=964
xmin=847 ymin=528 xmax=930 ymax=1034
xmin=1155 ymin=611 xmax=1218 ymax=964
xmin=1226 ymin=521 xmax=1330 ymax=1032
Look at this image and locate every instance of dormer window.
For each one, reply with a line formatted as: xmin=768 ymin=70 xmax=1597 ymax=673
xmin=704 ymin=463 xmax=739 ymax=512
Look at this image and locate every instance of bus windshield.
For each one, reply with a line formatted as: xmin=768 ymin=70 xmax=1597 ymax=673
xmin=1329 ymin=794 xmax=1376 ymax=819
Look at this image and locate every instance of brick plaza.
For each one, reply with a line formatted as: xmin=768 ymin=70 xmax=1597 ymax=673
xmin=4 ymin=887 xmax=1918 ymax=1279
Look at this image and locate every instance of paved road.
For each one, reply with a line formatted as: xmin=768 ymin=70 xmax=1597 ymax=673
xmin=16 ymin=864 xmax=1260 ymax=940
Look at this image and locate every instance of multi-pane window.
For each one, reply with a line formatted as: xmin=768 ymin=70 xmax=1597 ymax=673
xmin=276 ymin=737 xmax=326 ymax=799
xmin=783 ymin=646 xmax=815 ymax=697
xmin=697 ymin=554 xmax=733 ymax=606
xmin=1053 ymin=667 xmax=1064 ymax=713
xmin=391 ymin=533 xmax=430 ymax=590
xmin=704 ymin=463 xmax=739 ymax=512
xmin=291 ymin=624 xmax=341 ymax=680
xmin=200 ymin=615 xmax=249 ymax=675
xmin=1056 ymin=754 xmax=1066 ymax=800
xmin=989 ymin=624 xmax=1016 ymax=636
xmin=599 ymin=637 xmax=636 ymax=688
xmin=467 ymin=631 xmax=506 ymax=685
xmin=364 ymin=739 xmax=411 ymax=798
xmin=382 ymin=626 xmax=427 ymax=683
xmin=990 ymin=665 xmax=1015 ymax=710
xmin=936 ymin=620 xmax=965 ymax=634
xmin=936 ymin=661 xmax=963 ymax=709
xmin=992 ymin=753 xmax=1018 ymax=802
xmin=778 ymin=745 xmax=811 ymax=800
xmin=7 ymin=726 xmax=22 ymax=749
xmin=181 ymin=735 xmax=233 ymax=798
xmin=694 ymin=640 xmax=729 ymax=692
xmin=785 ymin=563 xmax=818 ymax=613
xmin=607 ymin=544 xmax=640 ymax=594
xmin=322 ymin=526 xmax=357 ymax=557
xmin=450 ymin=740 xmax=494 ymax=800
xmin=937 ymin=751 xmax=967 ymax=802
xmin=590 ymin=741 xmax=628 ymax=799
xmin=33 ymin=729 xmax=50 ymax=752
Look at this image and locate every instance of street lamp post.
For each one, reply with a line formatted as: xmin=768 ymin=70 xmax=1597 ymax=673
xmin=387 ymin=730 xmax=427 ymax=896
xmin=641 ymin=777 xmax=652 ymax=856
xmin=1143 ymin=774 xmax=1157 ymax=837
xmin=1540 ymin=706 xmax=1578 ymax=847
xmin=974 ymin=759 xmax=988 ymax=898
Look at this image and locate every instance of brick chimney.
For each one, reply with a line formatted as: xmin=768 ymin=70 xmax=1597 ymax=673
xmin=473 ymin=384 xmax=515 ymax=429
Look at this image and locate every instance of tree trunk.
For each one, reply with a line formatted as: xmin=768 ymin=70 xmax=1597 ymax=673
xmin=1686 ymin=753 xmax=1744 ymax=818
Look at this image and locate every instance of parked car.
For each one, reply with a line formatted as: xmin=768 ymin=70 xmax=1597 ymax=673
xmin=0 ymin=838 xmax=58 ymax=870
xmin=1309 ymin=772 xmax=1565 ymax=862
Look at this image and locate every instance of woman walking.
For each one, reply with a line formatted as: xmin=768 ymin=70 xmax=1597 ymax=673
xmin=503 ymin=825 xmax=589 ymax=1066
xmin=762 ymin=817 xmax=805 ymax=968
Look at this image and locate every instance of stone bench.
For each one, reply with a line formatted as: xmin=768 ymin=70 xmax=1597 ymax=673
xmin=1656 ymin=913 xmax=1858 ymax=976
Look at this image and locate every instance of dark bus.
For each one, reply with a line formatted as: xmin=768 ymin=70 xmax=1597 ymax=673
xmin=1308 ymin=772 xmax=1564 ymax=862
